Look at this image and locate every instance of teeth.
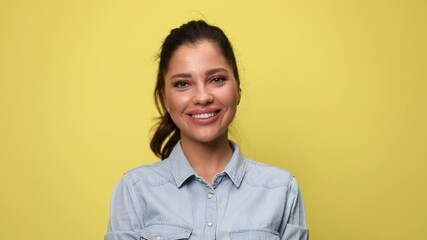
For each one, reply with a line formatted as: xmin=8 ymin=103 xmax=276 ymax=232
xmin=192 ymin=112 xmax=216 ymax=119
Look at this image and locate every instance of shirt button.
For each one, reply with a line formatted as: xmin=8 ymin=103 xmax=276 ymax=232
xmin=208 ymin=193 xmax=213 ymax=199
xmin=207 ymin=221 xmax=214 ymax=227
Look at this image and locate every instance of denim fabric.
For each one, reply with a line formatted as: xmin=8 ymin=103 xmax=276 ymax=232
xmin=105 ymin=141 xmax=308 ymax=240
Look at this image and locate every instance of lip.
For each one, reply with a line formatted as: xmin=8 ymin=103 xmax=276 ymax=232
xmin=186 ymin=108 xmax=221 ymax=125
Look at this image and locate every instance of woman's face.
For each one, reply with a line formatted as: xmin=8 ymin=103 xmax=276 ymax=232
xmin=164 ymin=41 xmax=240 ymax=145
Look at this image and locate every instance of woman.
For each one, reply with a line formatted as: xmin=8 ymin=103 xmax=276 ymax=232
xmin=105 ymin=20 xmax=308 ymax=240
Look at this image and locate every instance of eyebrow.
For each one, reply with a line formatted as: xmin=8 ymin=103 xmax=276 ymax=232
xmin=205 ymin=68 xmax=228 ymax=75
xmin=170 ymin=73 xmax=192 ymax=79
xmin=169 ymin=68 xmax=228 ymax=79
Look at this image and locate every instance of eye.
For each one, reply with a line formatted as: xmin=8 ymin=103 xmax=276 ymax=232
xmin=210 ymin=76 xmax=227 ymax=84
xmin=173 ymin=81 xmax=190 ymax=88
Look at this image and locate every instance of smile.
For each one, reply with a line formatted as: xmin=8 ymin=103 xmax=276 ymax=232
xmin=191 ymin=112 xmax=217 ymax=119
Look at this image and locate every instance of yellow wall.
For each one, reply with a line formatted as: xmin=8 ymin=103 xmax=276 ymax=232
xmin=1 ymin=0 xmax=426 ymax=239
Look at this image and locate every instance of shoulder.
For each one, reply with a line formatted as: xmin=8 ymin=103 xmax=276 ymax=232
xmin=121 ymin=159 xmax=174 ymax=186
xmin=243 ymin=158 xmax=296 ymax=189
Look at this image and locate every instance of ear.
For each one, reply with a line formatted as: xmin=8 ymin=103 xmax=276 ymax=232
xmin=237 ymin=87 xmax=242 ymax=105
xmin=162 ymin=93 xmax=169 ymax=113
xmin=164 ymin=101 xmax=169 ymax=113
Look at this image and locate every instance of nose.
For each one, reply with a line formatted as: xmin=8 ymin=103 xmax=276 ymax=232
xmin=192 ymin=85 xmax=213 ymax=105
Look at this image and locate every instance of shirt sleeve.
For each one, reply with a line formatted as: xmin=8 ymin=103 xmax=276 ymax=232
xmin=280 ymin=177 xmax=309 ymax=240
xmin=105 ymin=175 xmax=144 ymax=240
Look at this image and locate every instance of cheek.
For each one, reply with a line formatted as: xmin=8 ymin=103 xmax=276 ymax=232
xmin=164 ymin=96 xmax=182 ymax=126
xmin=164 ymin=92 xmax=189 ymax=112
xmin=165 ymin=96 xmax=178 ymax=112
xmin=224 ymin=87 xmax=240 ymax=106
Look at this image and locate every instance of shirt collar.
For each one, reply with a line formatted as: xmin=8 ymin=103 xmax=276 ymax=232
xmin=168 ymin=142 xmax=195 ymax=188
xmin=168 ymin=141 xmax=247 ymax=188
xmin=223 ymin=141 xmax=247 ymax=188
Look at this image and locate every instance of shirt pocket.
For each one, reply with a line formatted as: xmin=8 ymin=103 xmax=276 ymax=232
xmin=282 ymin=224 xmax=309 ymax=240
xmin=229 ymin=228 xmax=280 ymax=240
xmin=140 ymin=222 xmax=193 ymax=240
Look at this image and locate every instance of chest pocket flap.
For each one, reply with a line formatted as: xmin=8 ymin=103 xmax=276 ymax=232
xmin=140 ymin=222 xmax=192 ymax=240
xmin=230 ymin=228 xmax=280 ymax=240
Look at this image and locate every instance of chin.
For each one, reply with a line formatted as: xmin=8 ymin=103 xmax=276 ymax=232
xmin=193 ymin=136 xmax=222 ymax=144
xmin=184 ymin=131 xmax=228 ymax=145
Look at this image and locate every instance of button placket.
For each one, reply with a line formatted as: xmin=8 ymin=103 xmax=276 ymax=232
xmin=204 ymin=186 xmax=217 ymax=239
xmin=208 ymin=193 xmax=213 ymax=199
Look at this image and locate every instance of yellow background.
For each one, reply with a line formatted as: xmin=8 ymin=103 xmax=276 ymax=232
xmin=1 ymin=0 xmax=426 ymax=239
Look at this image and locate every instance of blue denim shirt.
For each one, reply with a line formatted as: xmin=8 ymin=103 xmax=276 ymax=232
xmin=105 ymin=142 xmax=308 ymax=240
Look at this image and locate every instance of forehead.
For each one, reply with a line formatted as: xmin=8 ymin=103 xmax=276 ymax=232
xmin=175 ymin=40 xmax=223 ymax=56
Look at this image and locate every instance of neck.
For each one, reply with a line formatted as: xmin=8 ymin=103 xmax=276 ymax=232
xmin=181 ymin=137 xmax=233 ymax=185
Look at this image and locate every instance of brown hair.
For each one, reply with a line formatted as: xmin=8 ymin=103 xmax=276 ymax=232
xmin=150 ymin=20 xmax=240 ymax=159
